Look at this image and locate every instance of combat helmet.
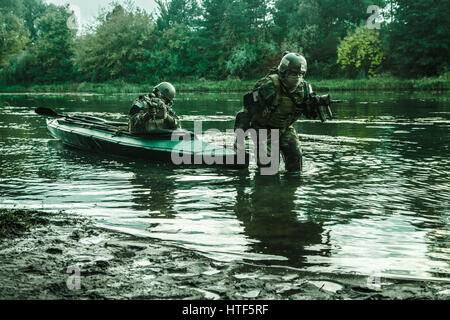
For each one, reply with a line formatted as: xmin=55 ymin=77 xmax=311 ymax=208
xmin=278 ymin=52 xmax=307 ymax=77
xmin=154 ymin=82 xmax=176 ymax=104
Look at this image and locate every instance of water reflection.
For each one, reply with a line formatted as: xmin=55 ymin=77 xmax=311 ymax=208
xmin=1 ymin=92 xmax=449 ymax=280
xmin=234 ymin=174 xmax=328 ymax=266
xmin=129 ymin=166 xmax=178 ymax=218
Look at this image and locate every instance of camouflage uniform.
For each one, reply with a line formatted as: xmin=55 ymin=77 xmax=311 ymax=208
xmin=129 ymin=93 xmax=179 ymax=134
xmin=235 ymin=72 xmax=316 ymax=172
xmin=236 ymin=53 xmax=338 ymax=172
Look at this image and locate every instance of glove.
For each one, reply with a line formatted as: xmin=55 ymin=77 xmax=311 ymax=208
xmin=303 ymin=99 xmax=320 ymax=119
xmin=318 ymin=94 xmax=331 ymax=106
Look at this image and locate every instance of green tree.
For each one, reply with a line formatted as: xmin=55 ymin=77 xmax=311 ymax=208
xmin=0 ymin=0 xmax=48 ymax=42
xmin=22 ymin=0 xmax=48 ymax=42
xmin=272 ymin=0 xmax=385 ymax=77
xmin=337 ymin=25 xmax=384 ymax=78
xmin=32 ymin=4 xmax=75 ymax=82
xmin=225 ymin=43 xmax=260 ymax=78
xmin=0 ymin=11 xmax=29 ymax=67
xmin=0 ymin=0 xmax=24 ymax=15
xmin=193 ymin=0 xmax=230 ymax=78
xmin=155 ymin=0 xmax=200 ymax=30
xmin=74 ymin=4 xmax=156 ymax=82
xmin=387 ymin=0 xmax=449 ymax=77
xmin=193 ymin=0 xmax=276 ymax=78
xmin=147 ymin=0 xmax=202 ymax=80
xmin=143 ymin=23 xmax=201 ymax=80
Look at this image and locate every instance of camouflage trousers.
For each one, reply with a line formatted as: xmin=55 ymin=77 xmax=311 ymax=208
xmin=255 ymin=126 xmax=302 ymax=172
xmin=232 ymin=126 xmax=302 ymax=173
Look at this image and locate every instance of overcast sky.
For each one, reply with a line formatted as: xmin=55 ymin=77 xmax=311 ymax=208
xmin=45 ymin=0 xmax=158 ymax=29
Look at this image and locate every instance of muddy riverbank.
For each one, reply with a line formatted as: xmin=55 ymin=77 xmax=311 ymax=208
xmin=0 ymin=209 xmax=449 ymax=300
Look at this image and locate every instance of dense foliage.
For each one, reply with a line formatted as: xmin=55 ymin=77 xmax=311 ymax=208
xmin=0 ymin=0 xmax=448 ymax=86
xmin=74 ymin=5 xmax=156 ymax=82
xmin=337 ymin=26 xmax=384 ymax=78
xmin=0 ymin=11 xmax=29 ymax=67
xmin=386 ymin=0 xmax=450 ymax=77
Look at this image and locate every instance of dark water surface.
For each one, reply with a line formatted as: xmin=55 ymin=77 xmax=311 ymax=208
xmin=1 ymin=91 xmax=449 ymax=282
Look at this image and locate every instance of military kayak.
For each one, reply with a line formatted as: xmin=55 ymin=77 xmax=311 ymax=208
xmin=45 ymin=117 xmax=249 ymax=169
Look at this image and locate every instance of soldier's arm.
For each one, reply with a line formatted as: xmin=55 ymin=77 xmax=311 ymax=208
xmin=164 ymin=105 xmax=180 ymax=129
xmin=129 ymin=109 xmax=150 ymax=133
xmin=257 ymin=79 xmax=276 ymax=109
xmin=303 ymin=83 xmax=333 ymax=122
xmin=166 ymin=105 xmax=179 ymax=120
xmin=236 ymin=78 xmax=277 ymax=131
xmin=149 ymin=98 xmax=180 ymax=129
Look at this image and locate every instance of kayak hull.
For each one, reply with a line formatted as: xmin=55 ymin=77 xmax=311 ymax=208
xmin=46 ymin=118 xmax=249 ymax=169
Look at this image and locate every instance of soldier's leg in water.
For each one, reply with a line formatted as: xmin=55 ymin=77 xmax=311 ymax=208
xmin=256 ymin=127 xmax=281 ymax=173
xmin=280 ymin=127 xmax=303 ymax=172
xmin=233 ymin=110 xmax=251 ymax=151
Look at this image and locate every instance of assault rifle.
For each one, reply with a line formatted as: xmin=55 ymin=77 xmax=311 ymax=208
xmin=282 ymin=81 xmax=346 ymax=123
xmin=298 ymin=94 xmax=346 ymax=123
xmin=307 ymin=94 xmax=345 ymax=122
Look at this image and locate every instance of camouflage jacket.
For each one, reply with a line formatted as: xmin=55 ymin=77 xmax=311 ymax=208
xmin=129 ymin=93 xmax=179 ymax=133
xmin=241 ymin=73 xmax=315 ymax=130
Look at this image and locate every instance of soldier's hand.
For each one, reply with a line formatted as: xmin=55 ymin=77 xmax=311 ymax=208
xmin=304 ymin=100 xmax=320 ymax=119
xmin=318 ymin=94 xmax=331 ymax=106
xmin=148 ymin=106 xmax=156 ymax=118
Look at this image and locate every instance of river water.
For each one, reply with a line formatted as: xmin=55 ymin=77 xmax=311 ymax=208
xmin=0 ymin=91 xmax=449 ymax=282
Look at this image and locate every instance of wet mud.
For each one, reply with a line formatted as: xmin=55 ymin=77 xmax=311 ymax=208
xmin=0 ymin=209 xmax=449 ymax=300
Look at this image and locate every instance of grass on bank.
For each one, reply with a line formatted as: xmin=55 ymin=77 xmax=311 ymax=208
xmin=0 ymin=74 xmax=449 ymax=93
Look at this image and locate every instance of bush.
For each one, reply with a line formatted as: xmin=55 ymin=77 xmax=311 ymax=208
xmin=337 ymin=26 xmax=384 ymax=78
xmin=0 ymin=51 xmax=37 ymax=85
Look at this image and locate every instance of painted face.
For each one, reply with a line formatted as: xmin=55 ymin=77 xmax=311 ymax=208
xmin=284 ymin=74 xmax=303 ymax=92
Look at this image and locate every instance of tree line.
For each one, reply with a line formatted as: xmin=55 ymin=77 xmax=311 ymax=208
xmin=0 ymin=0 xmax=448 ymax=86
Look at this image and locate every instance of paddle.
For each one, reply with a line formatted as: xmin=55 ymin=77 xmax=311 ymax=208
xmin=35 ymin=107 xmax=61 ymax=118
xmin=35 ymin=107 xmax=125 ymax=127
xmin=35 ymin=107 xmax=192 ymax=138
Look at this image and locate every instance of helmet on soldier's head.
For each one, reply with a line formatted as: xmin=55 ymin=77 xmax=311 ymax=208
xmin=278 ymin=52 xmax=307 ymax=78
xmin=154 ymin=82 xmax=176 ymax=103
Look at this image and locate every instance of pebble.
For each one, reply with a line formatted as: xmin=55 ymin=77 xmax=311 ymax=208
xmin=241 ymin=289 xmax=260 ymax=298
xmin=202 ymin=269 xmax=221 ymax=276
xmin=308 ymin=281 xmax=343 ymax=293
xmin=46 ymin=248 xmax=63 ymax=255
xmin=282 ymin=274 xmax=299 ymax=281
xmin=95 ymin=260 xmax=109 ymax=269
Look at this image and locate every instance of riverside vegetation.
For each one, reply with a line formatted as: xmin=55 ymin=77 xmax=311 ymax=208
xmin=1 ymin=74 xmax=449 ymax=94
xmin=0 ymin=0 xmax=448 ymax=92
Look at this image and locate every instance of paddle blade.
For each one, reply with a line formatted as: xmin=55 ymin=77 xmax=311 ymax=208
xmin=35 ymin=107 xmax=59 ymax=117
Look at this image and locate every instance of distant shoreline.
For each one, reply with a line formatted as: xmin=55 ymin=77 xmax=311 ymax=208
xmin=0 ymin=75 xmax=449 ymax=94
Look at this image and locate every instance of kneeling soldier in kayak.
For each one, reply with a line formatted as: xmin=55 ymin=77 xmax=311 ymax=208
xmin=129 ymin=82 xmax=180 ymax=134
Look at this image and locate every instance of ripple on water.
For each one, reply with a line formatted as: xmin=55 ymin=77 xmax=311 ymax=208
xmin=0 ymin=92 xmax=449 ymax=281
